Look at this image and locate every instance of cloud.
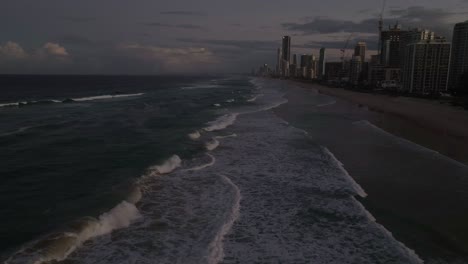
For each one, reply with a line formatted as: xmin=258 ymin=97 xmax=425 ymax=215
xmin=143 ymin=22 xmax=204 ymax=30
xmin=159 ymin=11 xmax=206 ymax=16
xmin=117 ymin=44 xmax=219 ymax=73
xmin=0 ymin=41 xmax=71 ymax=73
xmin=0 ymin=41 xmax=28 ymax=59
xmin=42 ymin=43 xmax=69 ymax=57
xmin=282 ymin=6 xmax=465 ymax=38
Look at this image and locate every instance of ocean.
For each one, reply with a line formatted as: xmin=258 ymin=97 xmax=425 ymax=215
xmin=0 ymin=75 xmax=423 ymax=263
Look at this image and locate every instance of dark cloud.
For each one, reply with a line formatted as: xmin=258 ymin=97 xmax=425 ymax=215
xmin=159 ymin=11 xmax=207 ymax=16
xmin=295 ymin=35 xmax=378 ymax=51
xmin=283 ymin=6 xmax=465 ymax=38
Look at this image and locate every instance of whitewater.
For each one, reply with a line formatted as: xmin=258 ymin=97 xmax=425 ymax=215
xmin=3 ymin=77 xmax=423 ymax=264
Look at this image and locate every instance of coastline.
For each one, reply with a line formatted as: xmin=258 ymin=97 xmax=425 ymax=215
xmin=290 ymin=80 xmax=468 ymax=165
xmin=273 ymin=80 xmax=468 ymax=263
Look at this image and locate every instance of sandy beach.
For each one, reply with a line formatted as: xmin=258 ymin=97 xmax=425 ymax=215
xmin=274 ymin=80 xmax=468 ymax=263
xmin=291 ymin=81 xmax=468 ymax=165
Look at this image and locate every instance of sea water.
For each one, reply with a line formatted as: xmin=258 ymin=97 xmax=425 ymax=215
xmin=0 ymin=76 xmax=421 ymax=263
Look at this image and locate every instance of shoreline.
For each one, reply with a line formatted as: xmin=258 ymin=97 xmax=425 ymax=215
xmin=273 ymin=80 xmax=468 ymax=262
xmin=289 ymin=80 xmax=468 ymax=165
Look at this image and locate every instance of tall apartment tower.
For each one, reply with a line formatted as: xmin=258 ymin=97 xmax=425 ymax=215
xmin=318 ymin=48 xmax=326 ymax=79
xmin=354 ymin=42 xmax=367 ymax=63
xmin=402 ymin=38 xmax=451 ymax=94
xmin=449 ymin=21 xmax=468 ymax=94
xmin=281 ymin=36 xmax=291 ymax=77
xmin=381 ymin=24 xmax=403 ymax=67
xmin=400 ymin=28 xmax=436 ymax=88
xmin=276 ymin=48 xmax=282 ymax=77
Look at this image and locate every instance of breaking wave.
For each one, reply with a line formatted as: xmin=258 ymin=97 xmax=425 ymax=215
xmin=205 ymin=138 xmax=220 ymax=151
xmin=5 ymin=201 xmax=142 ymax=264
xmin=204 ymin=114 xmax=239 ymax=132
xmin=147 ymin=155 xmax=182 ymax=175
xmin=188 ymin=131 xmax=201 ymax=140
xmin=0 ymin=93 xmax=144 ymax=109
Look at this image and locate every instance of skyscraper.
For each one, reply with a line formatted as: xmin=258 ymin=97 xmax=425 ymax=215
xmin=291 ymin=54 xmax=297 ymax=77
xmin=276 ymin=48 xmax=282 ymax=77
xmin=350 ymin=55 xmax=363 ymax=85
xmin=318 ymin=48 xmax=326 ymax=79
xmin=354 ymin=42 xmax=367 ymax=63
xmin=400 ymin=28 xmax=436 ymax=89
xmin=381 ymin=23 xmax=403 ymax=67
xmin=449 ymin=21 xmax=468 ymax=94
xmin=402 ymin=38 xmax=451 ymax=94
xmin=281 ymin=36 xmax=291 ymax=77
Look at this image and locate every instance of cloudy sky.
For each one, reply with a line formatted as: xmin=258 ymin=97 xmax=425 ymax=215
xmin=1 ymin=0 xmax=467 ymax=74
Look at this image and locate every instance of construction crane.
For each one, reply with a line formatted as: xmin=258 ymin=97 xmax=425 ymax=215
xmin=341 ymin=33 xmax=355 ymax=70
xmin=377 ymin=0 xmax=387 ymax=58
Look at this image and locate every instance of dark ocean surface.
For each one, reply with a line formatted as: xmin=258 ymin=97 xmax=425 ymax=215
xmin=0 ymin=76 xmax=430 ymax=264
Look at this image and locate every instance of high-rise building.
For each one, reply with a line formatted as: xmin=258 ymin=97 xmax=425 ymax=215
xmin=350 ymin=56 xmax=363 ymax=85
xmin=354 ymin=42 xmax=367 ymax=63
xmin=400 ymin=28 xmax=436 ymax=88
xmin=449 ymin=21 xmax=468 ymax=94
xmin=276 ymin=48 xmax=282 ymax=77
xmin=381 ymin=23 xmax=404 ymax=67
xmin=318 ymin=48 xmax=326 ymax=79
xmin=402 ymin=38 xmax=451 ymax=94
xmin=291 ymin=54 xmax=298 ymax=77
xmin=281 ymin=36 xmax=291 ymax=77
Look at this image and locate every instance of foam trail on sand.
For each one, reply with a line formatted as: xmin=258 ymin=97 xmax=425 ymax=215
xmin=204 ymin=114 xmax=239 ymax=132
xmin=322 ymin=147 xmax=368 ymax=198
xmin=206 ymin=138 xmax=220 ymax=151
xmin=206 ymin=174 xmax=241 ymax=264
xmin=148 ymin=155 xmax=182 ymax=175
xmin=72 ymin=93 xmax=144 ymax=102
xmin=184 ymin=154 xmax=216 ymax=172
xmin=5 ymin=201 xmax=142 ymax=264
xmin=188 ymin=131 xmax=201 ymax=140
xmin=353 ymin=120 xmax=468 ymax=169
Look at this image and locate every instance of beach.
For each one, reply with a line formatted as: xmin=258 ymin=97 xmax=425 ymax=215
xmin=274 ymin=80 xmax=468 ymax=263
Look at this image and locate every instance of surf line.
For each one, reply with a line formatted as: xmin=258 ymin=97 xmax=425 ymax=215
xmin=183 ymin=153 xmax=216 ymax=172
xmin=206 ymin=174 xmax=241 ymax=264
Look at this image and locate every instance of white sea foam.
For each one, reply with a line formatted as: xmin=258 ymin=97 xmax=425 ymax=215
xmin=214 ymin=104 xmax=221 ymax=107
xmin=72 ymin=93 xmax=144 ymax=102
xmin=0 ymin=102 xmax=22 ymax=108
xmin=0 ymin=126 xmax=32 ymax=137
xmin=353 ymin=120 xmax=468 ymax=169
xmin=215 ymin=133 xmax=237 ymax=139
xmin=247 ymin=95 xmax=259 ymax=102
xmin=225 ymin=99 xmax=235 ymax=103
xmin=181 ymin=84 xmax=220 ymax=90
xmin=206 ymin=138 xmax=220 ymax=151
xmin=322 ymin=147 xmax=368 ymax=198
xmin=207 ymin=174 xmax=241 ymax=264
xmin=148 ymin=155 xmax=182 ymax=175
xmin=5 ymin=201 xmax=142 ymax=264
xmin=204 ymin=113 xmax=239 ymax=132
xmin=188 ymin=131 xmax=201 ymax=140
xmin=184 ymin=154 xmax=216 ymax=172
xmin=316 ymin=100 xmax=336 ymax=107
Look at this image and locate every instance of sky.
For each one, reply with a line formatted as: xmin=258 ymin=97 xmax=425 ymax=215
xmin=0 ymin=0 xmax=467 ymax=74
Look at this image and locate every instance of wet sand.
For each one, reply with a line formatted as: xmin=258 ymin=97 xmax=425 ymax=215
xmin=274 ymin=81 xmax=468 ymax=263
xmin=291 ymin=81 xmax=468 ymax=165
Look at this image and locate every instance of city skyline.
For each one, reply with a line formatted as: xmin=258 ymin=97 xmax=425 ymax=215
xmin=1 ymin=0 xmax=468 ymax=74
